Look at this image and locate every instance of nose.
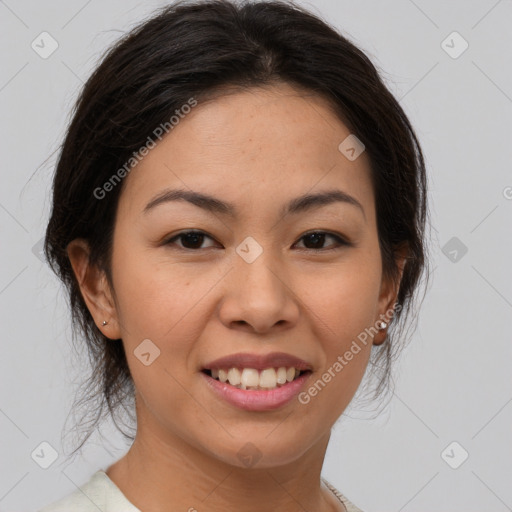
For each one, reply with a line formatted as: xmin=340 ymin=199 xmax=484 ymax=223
xmin=217 ymin=248 xmax=300 ymax=334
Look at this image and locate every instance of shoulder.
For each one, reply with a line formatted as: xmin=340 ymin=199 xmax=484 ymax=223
xmin=322 ymin=477 xmax=365 ymax=512
xmin=38 ymin=470 xmax=139 ymax=512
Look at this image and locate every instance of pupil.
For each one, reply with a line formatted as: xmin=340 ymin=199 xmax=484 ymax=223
xmin=305 ymin=233 xmax=324 ymax=249
xmin=182 ymin=232 xmax=203 ymax=249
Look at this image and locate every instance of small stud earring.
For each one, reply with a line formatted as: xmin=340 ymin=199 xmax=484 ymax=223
xmin=102 ymin=320 xmax=108 ymax=326
xmin=377 ymin=320 xmax=388 ymax=330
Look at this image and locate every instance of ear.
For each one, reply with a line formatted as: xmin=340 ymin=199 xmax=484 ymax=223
xmin=373 ymin=245 xmax=408 ymax=346
xmin=66 ymin=238 xmax=122 ymax=340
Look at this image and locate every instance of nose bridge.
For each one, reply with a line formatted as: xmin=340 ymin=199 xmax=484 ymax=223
xmin=218 ymin=235 xmax=298 ymax=332
xmin=233 ymin=234 xmax=284 ymax=299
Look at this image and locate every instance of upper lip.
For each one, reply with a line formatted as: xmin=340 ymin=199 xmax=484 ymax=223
xmin=202 ymin=352 xmax=313 ymax=372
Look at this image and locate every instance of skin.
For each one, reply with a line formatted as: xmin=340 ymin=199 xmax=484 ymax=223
xmin=68 ymin=82 xmax=405 ymax=512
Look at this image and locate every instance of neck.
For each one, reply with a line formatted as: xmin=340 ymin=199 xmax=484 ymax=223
xmin=106 ymin=414 xmax=342 ymax=512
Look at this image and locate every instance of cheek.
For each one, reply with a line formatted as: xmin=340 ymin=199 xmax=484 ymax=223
xmin=299 ymin=267 xmax=379 ymax=417
xmin=111 ymin=246 xmax=200 ymax=333
xmin=302 ymin=255 xmax=382 ymax=336
xmin=110 ymin=246 xmax=223 ymax=384
xmin=299 ymin=252 xmax=381 ymax=401
xmin=110 ymin=251 xmax=206 ymax=409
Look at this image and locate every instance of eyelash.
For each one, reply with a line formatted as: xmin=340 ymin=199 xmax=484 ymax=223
xmin=163 ymin=230 xmax=352 ymax=252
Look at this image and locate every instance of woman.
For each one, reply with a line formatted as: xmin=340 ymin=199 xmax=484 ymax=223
xmin=40 ymin=0 xmax=429 ymax=511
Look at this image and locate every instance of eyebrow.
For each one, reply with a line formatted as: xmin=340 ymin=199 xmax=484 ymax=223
xmin=143 ymin=188 xmax=366 ymax=221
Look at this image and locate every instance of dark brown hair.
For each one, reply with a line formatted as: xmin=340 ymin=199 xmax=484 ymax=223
xmin=44 ymin=0 xmax=430 ymax=456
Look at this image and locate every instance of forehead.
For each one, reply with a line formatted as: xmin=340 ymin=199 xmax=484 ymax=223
xmin=117 ymin=82 xmax=374 ymax=219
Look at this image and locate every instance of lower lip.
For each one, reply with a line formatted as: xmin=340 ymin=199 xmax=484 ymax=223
xmin=201 ymin=371 xmax=312 ymax=411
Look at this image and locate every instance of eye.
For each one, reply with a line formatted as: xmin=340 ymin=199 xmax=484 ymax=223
xmin=163 ymin=230 xmax=351 ymax=252
xmin=294 ymin=231 xmax=351 ymax=251
xmin=164 ymin=230 xmax=219 ymax=250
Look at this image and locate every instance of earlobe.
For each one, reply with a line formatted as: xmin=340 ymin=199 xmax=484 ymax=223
xmin=373 ymin=251 xmax=408 ymax=346
xmin=66 ymin=238 xmax=121 ymax=339
xmin=372 ymin=276 xmax=398 ymax=347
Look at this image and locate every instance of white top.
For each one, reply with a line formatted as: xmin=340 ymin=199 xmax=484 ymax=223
xmin=38 ymin=469 xmax=364 ymax=512
xmin=38 ymin=470 xmax=139 ymax=512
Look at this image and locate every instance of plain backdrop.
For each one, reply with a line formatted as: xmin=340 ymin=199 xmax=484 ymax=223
xmin=1 ymin=0 xmax=511 ymax=511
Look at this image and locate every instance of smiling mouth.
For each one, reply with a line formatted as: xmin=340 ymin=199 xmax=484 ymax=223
xmin=201 ymin=367 xmax=312 ymax=391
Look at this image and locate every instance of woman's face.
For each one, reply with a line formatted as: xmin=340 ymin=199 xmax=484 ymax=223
xmin=83 ymin=82 xmax=400 ymax=468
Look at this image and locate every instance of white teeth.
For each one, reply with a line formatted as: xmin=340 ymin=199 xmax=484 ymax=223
xmin=259 ymin=368 xmax=277 ymax=388
xmin=227 ymin=368 xmax=241 ymax=386
xmin=209 ymin=366 xmax=306 ymax=390
xmin=276 ymin=367 xmax=287 ymax=384
xmin=240 ymin=368 xmax=259 ymax=389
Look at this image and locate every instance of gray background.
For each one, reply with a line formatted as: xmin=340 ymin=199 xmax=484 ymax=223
xmin=1 ymin=0 xmax=511 ymax=511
